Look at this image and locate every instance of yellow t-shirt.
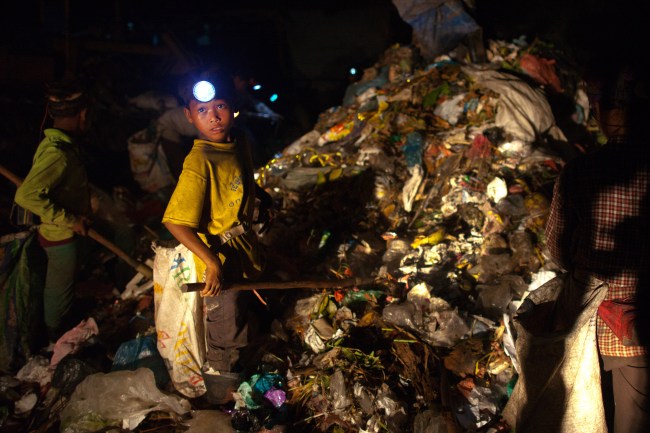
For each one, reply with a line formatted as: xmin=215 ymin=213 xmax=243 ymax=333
xmin=162 ymin=139 xmax=264 ymax=279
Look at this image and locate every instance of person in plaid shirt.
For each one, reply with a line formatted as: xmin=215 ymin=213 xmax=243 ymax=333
xmin=545 ymin=67 xmax=649 ymax=433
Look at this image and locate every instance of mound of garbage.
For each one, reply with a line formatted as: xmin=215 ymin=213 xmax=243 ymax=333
xmin=1 ymin=36 xmax=598 ymax=433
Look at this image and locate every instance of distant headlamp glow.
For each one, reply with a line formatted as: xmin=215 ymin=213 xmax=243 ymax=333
xmin=193 ymin=80 xmax=216 ymax=102
xmin=253 ymin=84 xmax=262 ymax=91
xmin=269 ymin=93 xmax=278 ymax=102
xmin=350 ymin=67 xmax=357 ymax=75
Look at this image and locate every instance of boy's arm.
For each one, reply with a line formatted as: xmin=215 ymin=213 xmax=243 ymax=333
xmin=163 ymin=222 xmax=224 ymax=297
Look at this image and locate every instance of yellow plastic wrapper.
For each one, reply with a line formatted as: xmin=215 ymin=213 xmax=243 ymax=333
xmin=524 ymin=193 xmax=550 ymax=233
xmin=318 ymin=121 xmax=355 ymax=144
xmin=411 ymin=227 xmax=446 ymax=248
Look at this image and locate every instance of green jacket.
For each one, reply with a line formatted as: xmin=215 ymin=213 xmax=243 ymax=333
xmin=15 ymin=128 xmax=90 ymax=241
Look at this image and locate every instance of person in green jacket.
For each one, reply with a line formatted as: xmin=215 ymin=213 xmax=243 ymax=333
xmin=15 ymin=79 xmax=92 ymax=343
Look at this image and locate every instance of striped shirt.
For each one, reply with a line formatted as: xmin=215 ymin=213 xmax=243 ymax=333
xmin=545 ymin=139 xmax=649 ymax=357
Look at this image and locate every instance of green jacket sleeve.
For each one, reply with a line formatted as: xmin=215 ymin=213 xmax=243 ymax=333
xmin=15 ymin=146 xmax=77 ymax=228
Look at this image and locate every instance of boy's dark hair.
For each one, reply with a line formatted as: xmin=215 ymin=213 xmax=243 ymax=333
xmin=182 ymin=68 xmax=237 ymax=109
xmin=45 ymin=79 xmax=88 ymax=118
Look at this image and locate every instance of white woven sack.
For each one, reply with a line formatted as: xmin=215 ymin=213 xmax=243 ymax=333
xmin=152 ymin=242 xmax=206 ymax=398
xmin=127 ymin=129 xmax=174 ymax=193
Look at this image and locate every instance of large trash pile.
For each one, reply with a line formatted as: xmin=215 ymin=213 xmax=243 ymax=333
xmin=0 ymin=36 xmax=597 ymax=433
xmin=246 ymin=38 xmax=590 ymax=432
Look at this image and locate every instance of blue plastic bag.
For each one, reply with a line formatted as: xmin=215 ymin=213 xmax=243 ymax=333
xmin=112 ymin=333 xmax=170 ymax=388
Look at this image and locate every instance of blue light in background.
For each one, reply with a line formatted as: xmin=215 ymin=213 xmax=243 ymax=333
xmin=269 ymin=94 xmax=278 ymax=102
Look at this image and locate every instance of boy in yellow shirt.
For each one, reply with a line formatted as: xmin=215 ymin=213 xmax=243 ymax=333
xmin=162 ymin=69 xmax=272 ymax=400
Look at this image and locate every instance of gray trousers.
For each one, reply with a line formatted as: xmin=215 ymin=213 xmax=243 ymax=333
xmin=602 ymin=355 xmax=650 ymax=433
xmin=204 ymin=289 xmax=250 ymax=372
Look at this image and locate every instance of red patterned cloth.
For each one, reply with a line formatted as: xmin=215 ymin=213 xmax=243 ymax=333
xmin=545 ymin=139 xmax=649 ymax=357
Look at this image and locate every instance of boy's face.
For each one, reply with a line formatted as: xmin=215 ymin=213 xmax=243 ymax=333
xmin=184 ymin=98 xmax=234 ymax=142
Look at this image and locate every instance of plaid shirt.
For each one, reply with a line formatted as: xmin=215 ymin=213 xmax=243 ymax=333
xmin=545 ymin=139 xmax=649 ymax=357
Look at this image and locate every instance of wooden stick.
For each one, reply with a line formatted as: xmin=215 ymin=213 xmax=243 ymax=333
xmin=87 ymin=229 xmax=153 ymax=279
xmin=0 ymin=164 xmax=153 ymax=280
xmin=0 ymin=165 xmax=23 ymax=187
xmin=180 ymin=277 xmax=378 ymax=293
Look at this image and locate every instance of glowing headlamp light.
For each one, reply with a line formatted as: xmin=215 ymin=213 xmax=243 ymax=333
xmin=192 ymin=80 xmax=216 ymax=102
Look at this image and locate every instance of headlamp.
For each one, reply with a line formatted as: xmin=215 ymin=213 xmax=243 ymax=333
xmin=192 ymin=80 xmax=216 ymax=102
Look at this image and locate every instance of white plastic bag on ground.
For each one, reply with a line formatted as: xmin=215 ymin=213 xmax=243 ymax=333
xmin=463 ymin=66 xmax=567 ymax=143
xmin=153 ymin=242 xmax=206 ymax=398
xmin=16 ymin=355 xmax=51 ymax=387
xmin=128 ymin=128 xmax=175 ymax=193
xmin=59 ymin=368 xmax=190 ymax=433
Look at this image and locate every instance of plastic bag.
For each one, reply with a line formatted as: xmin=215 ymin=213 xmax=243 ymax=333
xmin=382 ymin=300 xmax=423 ymax=331
xmin=426 ymin=309 xmax=471 ymax=347
xmin=16 ymin=355 xmax=51 ymax=388
xmin=112 ymin=333 xmax=170 ymax=388
xmin=59 ymin=368 xmax=190 ymax=433
xmin=464 ymin=67 xmax=567 ymax=143
xmin=128 ymin=128 xmax=175 ymax=193
xmin=329 ymin=369 xmax=352 ymax=411
xmin=392 ymin=0 xmax=480 ymax=61
xmin=50 ymin=318 xmax=99 ymax=368
xmin=0 ymin=230 xmax=46 ymax=372
xmin=152 ymin=242 xmax=206 ymax=398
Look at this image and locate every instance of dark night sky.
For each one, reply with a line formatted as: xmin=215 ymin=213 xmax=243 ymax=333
xmin=1 ymin=0 xmax=647 ymax=155
xmin=2 ymin=0 xmax=648 ymax=113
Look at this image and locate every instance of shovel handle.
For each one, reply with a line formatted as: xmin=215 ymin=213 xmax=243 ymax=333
xmin=88 ymin=229 xmax=153 ymax=280
xmin=0 ymin=165 xmax=23 ymax=187
xmin=180 ymin=277 xmax=377 ymax=293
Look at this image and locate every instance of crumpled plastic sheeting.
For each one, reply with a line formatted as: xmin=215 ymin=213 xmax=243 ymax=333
xmin=59 ymin=368 xmax=190 ymax=432
xmin=455 ymin=385 xmax=500 ymax=429
xmin=391 ymin=0 xmax=480 ymax=61
xmin=50 ymin=318 xmax=99 ymax=369
xmin=463 ymin=66 xmax=567 ymax=143
xmin=16 ymin=355 xmax=51 ymax=387
xmin=329 ymin=370 xmax=353 ymax=412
